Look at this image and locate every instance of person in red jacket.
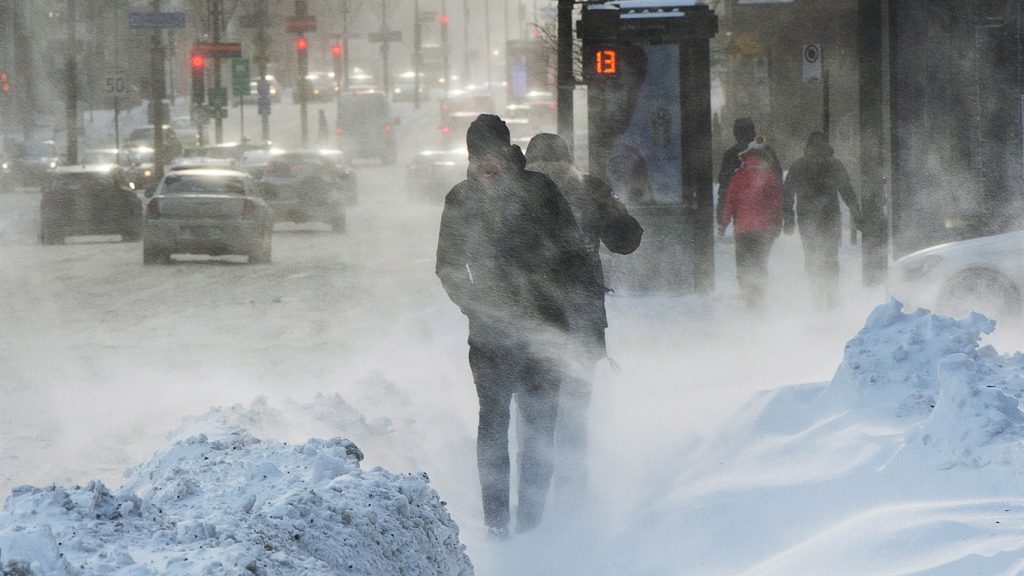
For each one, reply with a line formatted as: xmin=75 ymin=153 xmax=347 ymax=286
xmin=718 ymin=137 xmax=784 ymax=310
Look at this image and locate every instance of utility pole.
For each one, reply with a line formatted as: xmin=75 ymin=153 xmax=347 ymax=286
xmin=463 ymin=0 xmax=470 ymax=84
xmin=442 ymin=0 xmax=451 ymax=95
xmin=65 ymin=0 xmax=79 ymax=165
xmin=556 ymin=0 xmax=573 ymax=148
xmin=212 ymin=0 xmax=224 ymax=144
xmin=294 ymin=0 xmax=310 ymax=147
xmin=485 ymin=0 xmax=492 ymax=88
xmin=150 ymin=0 xmax=165 ymax=179
xmin=381 ymin=0 xmax=392 ymax=96
xmin=12 ymin=0 xmax=32 ymax=140
xmin=413 ymin=0 xmax=422 ymax=109
xmin=342 ymin=0 xmax=350 ymax=92
xmin=255 ymin=0 xmax=270 ymax=143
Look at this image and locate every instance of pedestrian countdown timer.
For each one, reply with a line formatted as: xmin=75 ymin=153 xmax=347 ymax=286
xmin=595 ymin=48 xmax=618 ymax=76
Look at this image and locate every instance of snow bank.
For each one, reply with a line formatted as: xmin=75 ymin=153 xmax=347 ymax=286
xmin=0 ymin=405 xmax=473 ymax=576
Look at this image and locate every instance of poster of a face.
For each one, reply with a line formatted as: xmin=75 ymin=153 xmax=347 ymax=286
xmin=603 ymin=43 xmax=683 ymax=206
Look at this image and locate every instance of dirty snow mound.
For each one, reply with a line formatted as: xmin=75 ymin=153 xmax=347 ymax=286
xmin=0 ymin=408 xmax=474 ymax=576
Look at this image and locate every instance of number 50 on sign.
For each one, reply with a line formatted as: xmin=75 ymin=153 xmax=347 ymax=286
xmin=103 ymin=72 xmax=129 ymax=99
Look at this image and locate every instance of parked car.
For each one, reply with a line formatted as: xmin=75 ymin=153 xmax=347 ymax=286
xmin=143 ymin=168 xmax=272 ymax=264
xmin=406 ymin=147 xmax=467 ymax=201
xmin=238 ymin=147 xmax=287 ymax=180
xmin=336 ymin=91 xmax=398 ymax=164
xmin=39 ymin=165 xmax=142 ymax=244
xmin=126 ymin=125 xmax=183 ymax=160
xmin=5 ymin=140 xmax=60 ymax=185
xmin=169 ymin=116 xmax=202 ymax=148
xmin=258 ymin=152 xmax=349 ymax=231
xmin=888 ymin=229 xmax=1024 ymax=321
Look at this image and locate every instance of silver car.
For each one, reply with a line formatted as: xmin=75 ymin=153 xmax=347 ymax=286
xmin=143 ymin=169 xmax=272 ymax=264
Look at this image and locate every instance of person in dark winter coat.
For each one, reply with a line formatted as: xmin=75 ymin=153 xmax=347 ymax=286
xmin=783 ymin=131 xmax=861 ymax=308
xmin=717 ymin=118 xmax=782 ymax=226
xmin=524 ymin=133 xmax=642 ymax=506
xmin=435 ymin=115 xmax=588 ymax=539
xmin=719 ymin=139 xmax=784 ymax=310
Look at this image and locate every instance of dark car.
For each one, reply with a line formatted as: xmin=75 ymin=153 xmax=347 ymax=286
xmin=406 ymin=147 xmax=467 ymax=201
xmin=6 ymin=140 xmax=60 ymax=185
xmin=258 ymin=152 xmax=349 ymax=232
xmin=126 ymin=125 xmax=183 ymax=160
xmin=39 ymin=166 xmax=142 ymax=244
xmin=313 ymin=148 xmax=358 ymax=206
xmin=336 ymin=91 xmax=398 ymax=164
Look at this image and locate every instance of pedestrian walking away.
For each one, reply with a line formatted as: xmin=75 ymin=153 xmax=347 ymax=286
xmin=719 ymin=137 xmax=784 ymax=310
xmin=435 ymin=115 xmax=589 ymax=539
xmin=783 ymin=131 xmax=861 ymax=308
xmin=717 ymin=118 xmax=782 ymax=226
xmin=317 ymin=110 xmax=329 ymax=144
xmin=524 ymin=133 xmax=642 ymax=508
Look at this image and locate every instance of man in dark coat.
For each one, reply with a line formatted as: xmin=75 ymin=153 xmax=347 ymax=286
xmin=524 ymin=133 xmax=642 ymax=506
xmin=717 ymin=118 xmax=782 ymax=225
xmin=436 ymin=115 xmax=587 ymax=538
xmin=783 ymin=131 xmax=861 ymax=308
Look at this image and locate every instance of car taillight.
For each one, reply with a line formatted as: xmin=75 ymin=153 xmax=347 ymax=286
xmin=384 ymin=124 xmax=393 ymax=134
xmin=335 ymin=127 xmax=343 ymax=135
xmin=242 ymin=199 xmax=256 ymax=220
xmin=442 ymin=125 xmax=450 ymax=134
xmin=146 ymin=199 xmax=159 ymax=219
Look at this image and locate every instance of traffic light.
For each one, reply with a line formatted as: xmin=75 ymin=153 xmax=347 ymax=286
xmin=0 ymin=72 xmax=9 ymax=94
xmin=439 ymin=14 xmax=449 ymax=25
xmin=296 ymin=37 xmax=308 ymax=52
xmin=330 ymin=43 xmax=342 ymax=58
xmin=190 ymin=52 xmax=206 ymax=107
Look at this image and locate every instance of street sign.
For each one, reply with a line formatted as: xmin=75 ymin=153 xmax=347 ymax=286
xmin=802 ymin=43 xmax=822 ymax=83
xmin=287 ymin=17 xmax=317 ymax=33
xmin=232 ymin=59 xmax=251 ymax=96
xmin=369 ymin=31 xmax=402 ymax=43
xmin=194 ymin=43 xmax=243 ymax=58
xmin=128 ymin=11 xmax=186 ymax=30
xmin=101 ymin=71 xmax=129 ymax=100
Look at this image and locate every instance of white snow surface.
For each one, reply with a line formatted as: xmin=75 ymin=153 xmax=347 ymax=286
xmin=0 ymin=402 xmax=473 ymax=576
xmin=7 ymin=300 xmax=1024 ymax=574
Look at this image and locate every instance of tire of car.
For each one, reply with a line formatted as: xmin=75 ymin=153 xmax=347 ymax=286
xmin=330 ymin=208 xmax=347 ymax=233
xmin=143 ymin=241 xmax=169 ymax=265
xmin=249 ymin=232 xmax=273 ymax=264
xmin=40 ymin=224 xmax=64 ymax=245
xmin=940 ymin=268 xmax=1022 ymax=321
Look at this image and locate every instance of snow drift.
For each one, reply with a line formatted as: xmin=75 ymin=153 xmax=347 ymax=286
xmin=0 ymin=405 xmax=473 ymax=576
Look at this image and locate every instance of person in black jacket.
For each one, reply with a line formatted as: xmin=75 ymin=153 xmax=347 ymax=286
xmin=717 ymin=118 xmax=782 ymax=225
xmin=524 ymin=133 xmax=642 ymax=506
xmin=436 ymin=115 xmax=587 ymax=539
xmin=783 ymin=131 xmax=861 ymax=308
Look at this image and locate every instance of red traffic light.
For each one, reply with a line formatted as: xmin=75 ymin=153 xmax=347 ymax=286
xmin=439 ymin=14 xmax=449 ymax=25
xmin=331 ymin=44 xmax=343 ymax=58
xmin=190 ymin=54 xmax=206 ymax=70
xmin=296 ymin=37 xmax=309 ymax=51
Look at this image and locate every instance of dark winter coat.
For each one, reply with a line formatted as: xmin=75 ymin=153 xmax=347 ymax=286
xmin=783 ymin=145 xmax=859 ymax=236
xmin=525 ymin=160 xmax=643 ymax=339
xmin=720 ymin=152 xmax=784 ymax=235
xmin=718 ymin=142 xmax=782 ymax=225
xmin=436 ymin=164 xmax=589 ymax=346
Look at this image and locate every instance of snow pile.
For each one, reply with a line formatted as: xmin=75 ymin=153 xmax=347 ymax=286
xmin=0 ymin=406 xmax=473 ymax=576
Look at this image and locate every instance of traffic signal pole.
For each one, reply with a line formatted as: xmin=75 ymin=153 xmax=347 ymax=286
xmin=256 ymin=0 xmax=270 ymax=144
xmin=150 ymin=0 xmax=165 ymax=179
xmin=212 ymin=0 xmax=224 ymax=144
xmin=294 ymin=0 xmax=309 ymax=147
xmin=65 ymin=0 xmax=78 ymax=165
xmin=556 ymin=0 xmax=574 ymax=150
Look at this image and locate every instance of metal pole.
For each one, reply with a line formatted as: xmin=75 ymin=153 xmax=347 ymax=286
xmin=150 ymin=0 xmax=165 ymax=179
xmin=381 ymin=0 xmax=391 ymax=97
xmin=556 ymin=0 xmax=573 ymax=148
xmin=413 ymin=0 xmax=421 ymax=109
xmin=213 ymin=0 xmax=224 ymax=144
xmin=65 ymin=0 xmax=79 ymax=165
xmin=256 ymin=0 xmax=270 ymax=143
xmin=296 ymin=0 xmax=309 ymax=147
xmin=114 ymin=98 xmax=120 ymax=150
xmin=239 ymin=94 xmax=245 ymax=142
xmin=485 ymin=0 xmax=492 ymax=88
xmin=442 ymin=0 xmax=450 ymax=95
xmin=463 ymin=0 xmax=470 ymax=83
xmin=343 ymin=0 xmax=350 ymax=91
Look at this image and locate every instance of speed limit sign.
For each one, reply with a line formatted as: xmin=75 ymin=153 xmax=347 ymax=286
xmin=102 ymin=71 xmax=129 ymax=100
xmin=802 ymin=44 xmax=822 ymax=83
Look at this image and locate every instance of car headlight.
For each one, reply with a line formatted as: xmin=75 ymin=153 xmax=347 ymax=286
xmin=49 ymin=161 xmax=57 ymax=168
xmin=1 ymin=162 xmax=7 ymax=170
xmin=144 ymin=169 xmax=153 ymax=177
xmin=900 ymin=254 xmax=943 ymax=282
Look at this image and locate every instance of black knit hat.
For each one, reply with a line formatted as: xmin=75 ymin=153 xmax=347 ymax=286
xmin=466 ymin=114 xmax=511 ymax=159
xmin=525 ymin=133 xmax=572 ymax=165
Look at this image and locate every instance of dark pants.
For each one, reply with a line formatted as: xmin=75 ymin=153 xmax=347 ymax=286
xmin=799 ymin=219 xmax=841 ymax=307
xmin=553 ymin=329 xmax=605 ymax=506
xmin=735 ymin=230 xmax=777 ymax=309
xmin=469 ymin=337 xmax=560 ymax=532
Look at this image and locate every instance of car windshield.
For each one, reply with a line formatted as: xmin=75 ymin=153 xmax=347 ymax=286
xmin=264 ymin=158 xmax=320 ymax=178
xmin=81 ymin=151 xmax=118 ymax=164
xmin=162 ymin=174 xmax=245 ymax=196
xmin=24 ymin=142 xmax=56 ymax=157
xmin=127 ymin=148 xmax=154 ymax=163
